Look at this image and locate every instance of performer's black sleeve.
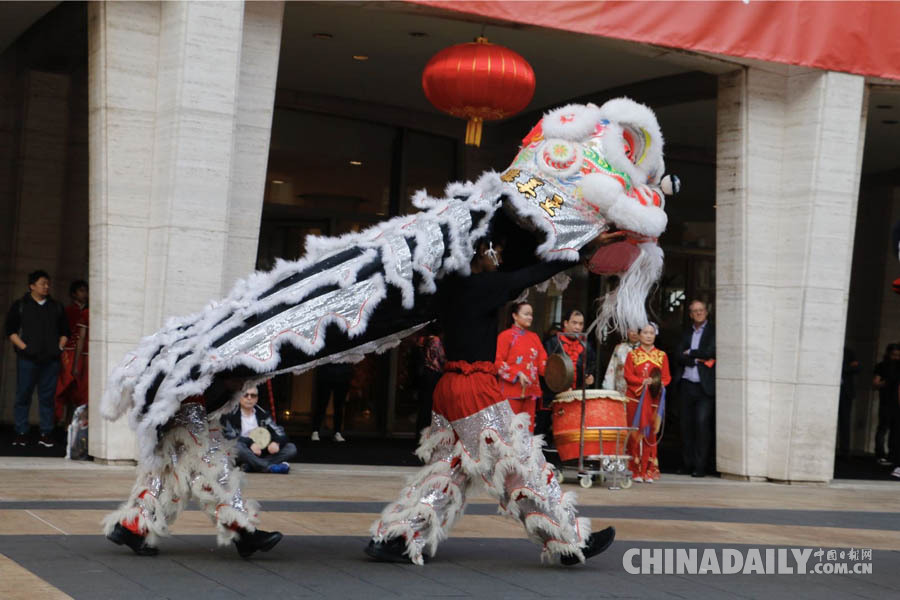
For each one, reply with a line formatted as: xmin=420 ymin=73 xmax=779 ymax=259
xmin=473 ymin=260 xmax=575 ymax=311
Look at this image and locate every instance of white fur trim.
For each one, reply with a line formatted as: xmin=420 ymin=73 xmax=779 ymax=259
xmin=579 ymin=172 xmax=626 ymax=215
xmin=607 ymin=197 xmax=668 ymax=238
xmin=597 ymin=97 xmax=665 ymax=185
xmin=542 ymin=103 xmax=602 ymax=141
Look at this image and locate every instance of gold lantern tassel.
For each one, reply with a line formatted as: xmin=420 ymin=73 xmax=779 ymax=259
xmin=465 ymin=117 xmax=483 ymax=147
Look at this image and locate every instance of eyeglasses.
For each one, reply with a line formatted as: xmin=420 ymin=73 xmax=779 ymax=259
xmin=242 ymin=393 xmax=258 ymax=398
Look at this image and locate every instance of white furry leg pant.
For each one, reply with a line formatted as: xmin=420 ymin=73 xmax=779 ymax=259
xmin=103 ymin=403 xmax=260 ymax=546
xmin=372 ymin=402 xmax=591 ymax=564
xmin=455 ymin=402 xmax=592 ymax=563
xmin=370 ymin=413 xmax=471 ymax=565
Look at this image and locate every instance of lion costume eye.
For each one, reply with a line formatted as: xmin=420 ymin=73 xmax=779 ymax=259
xmin=537 ymin=138 xmax=583 ymax=178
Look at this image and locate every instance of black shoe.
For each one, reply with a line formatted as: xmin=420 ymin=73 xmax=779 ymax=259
xmin=691 ymin=471 xmax=706 ymax=478
xmin=107 ymin=523 xmax=159 ymax=556
xmin=234 ymin=528 xmax=283 ymax=558
xmin=365 ymin=538 xmax=428 ymax=564
xmin=38 ymin=434 xmax=54 ymax=448
xmin=561 ymin=527 xmax=616 ymax=566
xmin=12 ymin=434 xmax=27 ymax=447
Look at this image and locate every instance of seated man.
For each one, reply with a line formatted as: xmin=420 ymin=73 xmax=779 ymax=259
xmin=222 ymin=385 xmax=297 ymax=474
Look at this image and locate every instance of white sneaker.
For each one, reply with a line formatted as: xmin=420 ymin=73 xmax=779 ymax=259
xmin=311 ymin=431 xmax=320 ymax=441
xmin=333 ymin=432 xmax=346 ymax=443
xmin=632 ymin=476 xmax=643 ymax=483
xmin=645 ymin=478 xmax=655 ymax=483
xmin=891 ymin=467 xmax=900 ymax=479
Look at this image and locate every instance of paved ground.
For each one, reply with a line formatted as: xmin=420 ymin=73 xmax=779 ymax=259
xmin=1 ymin=459 xmax=898 ymax=599
xmin=3 ymin=535 xmax=899 ymax=600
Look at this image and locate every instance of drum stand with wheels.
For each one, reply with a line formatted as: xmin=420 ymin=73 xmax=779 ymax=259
xmin=548 ymin=331 xmax=636 ymax=490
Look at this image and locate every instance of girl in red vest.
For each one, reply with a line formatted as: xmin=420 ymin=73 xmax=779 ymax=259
xmin=624 ymin=323 xmax=671 ymax=482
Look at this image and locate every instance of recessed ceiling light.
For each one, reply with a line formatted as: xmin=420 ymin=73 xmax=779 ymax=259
xmin=349 ymin=160 xmax=363 ymax=166
xmin=313 ymin=33 xmax=333 ymax=40
xmin=352 ymin=55 xmax=369 ymax=61
xmin=882 ymin=120 xmax=899 ymax=125
xmin=272 ymin=179 xmax=284 ymax=184
xmin=875 ymin=104 xmax=893 ymax=109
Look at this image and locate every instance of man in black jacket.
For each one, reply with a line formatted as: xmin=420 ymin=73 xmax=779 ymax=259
xmin=671 ymin=300 xmax=716 ymax=477
xmin=5 ymin=270 xmax=70 ymax=447
xmin=221 ymin=385 xmax=297 ymax=473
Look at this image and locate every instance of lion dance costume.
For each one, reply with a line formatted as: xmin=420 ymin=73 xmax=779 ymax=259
xmin=100 ymin=98 xmax=674 ymax=562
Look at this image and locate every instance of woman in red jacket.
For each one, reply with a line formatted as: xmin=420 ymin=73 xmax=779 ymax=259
xmin=623 ymin=323 xmax=671 ymax=482
xmin=496 ymin=302 xmax=547 ymax=432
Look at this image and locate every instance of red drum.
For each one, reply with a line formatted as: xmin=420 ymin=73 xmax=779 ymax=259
xmin=552 ymin=389 xmax=628 ymax=462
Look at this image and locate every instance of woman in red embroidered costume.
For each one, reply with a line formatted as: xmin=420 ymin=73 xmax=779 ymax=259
xmin=496 ymin=302 xmax=547 ymax=431
xmin=54 ymin=280 xmax=90 ymax=425
xmin=623 ymin=323 xmax=671 ymax=483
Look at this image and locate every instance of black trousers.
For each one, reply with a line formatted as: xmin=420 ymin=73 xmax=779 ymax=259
xmin=679 ymin=380 xmax=714 ymax=473
xmin=891 ymin=401 xmax=900 ymax=465
xmin=875 ymin=395 xmax=895 ymax=460
xmin=313 ymin=374 xmax=349 ymax=433
xmin=415 ymin=369 xmax=443 ymax=434
xmin=837 ymin=391 xmax=853 ymax=456
xmin=235 ymin=440 xmax=298 ymax=472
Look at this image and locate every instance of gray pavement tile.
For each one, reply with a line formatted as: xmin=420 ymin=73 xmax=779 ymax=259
xmin=0 ymin=536 xmax=897 ymax=599
xmin=3 ymin=500 xmax=899 ymax=532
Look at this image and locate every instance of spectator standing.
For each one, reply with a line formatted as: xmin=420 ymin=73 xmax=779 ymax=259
xmin=873 ymin=343 xmax=900 ymax=466
xmin=5 ymin=270 xmax=70 ymax=447
xmin=221 ymin=385 xmax=297 ymax=473
xmin=55 ymin=280 xmax=90 ymax=425
xmin=312 ymin=362 xmax=353 ymax=442
xmin=671 ymin=300 xmax=716 ymax=477
xmin=623 ymin=323 xmax=671 ymax=482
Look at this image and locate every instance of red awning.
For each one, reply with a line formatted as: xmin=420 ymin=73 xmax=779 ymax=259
xmin=411 ymin=1 xmax=900 ymax=81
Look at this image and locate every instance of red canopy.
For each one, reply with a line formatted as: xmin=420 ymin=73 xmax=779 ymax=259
xmin=411 ymin=1 xmax=900 ymax=81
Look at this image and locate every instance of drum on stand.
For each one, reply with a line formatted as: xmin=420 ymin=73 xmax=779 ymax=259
xmin=552 ymin=389 xmax=628 ymax=462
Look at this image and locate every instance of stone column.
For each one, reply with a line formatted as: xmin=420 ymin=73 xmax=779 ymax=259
xmin=88 ymin=1 xmax=283 ymax=461
xmin=716 ymin=66 xmax=867 ymax=482
xmin=88 ymin=1 xmax=161 ymax=461
xmin=222 ymin=0 xmax=283 ymax=289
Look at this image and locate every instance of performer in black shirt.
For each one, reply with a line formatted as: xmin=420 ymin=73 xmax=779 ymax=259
xmin=367 ymin=232 xmax=619 ymax=566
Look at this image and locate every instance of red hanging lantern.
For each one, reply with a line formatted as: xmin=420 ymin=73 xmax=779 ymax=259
xmin=422 ymin=37 xmax=535 ymax=147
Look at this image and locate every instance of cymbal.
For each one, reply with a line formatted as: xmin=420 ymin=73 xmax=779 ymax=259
xmin=544 ymin=353 xmax=574 ymax=393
